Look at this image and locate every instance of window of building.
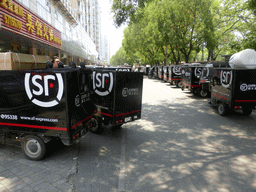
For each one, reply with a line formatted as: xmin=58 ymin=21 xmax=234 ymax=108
xmin=37 ymin=0 xmax=51 ymax=24
xmin=16 ymin=0 xmax=30 ymax=8
xmin=65 ymin=21 xmax=71 ymax=40
xmin=54 ymin=10 xmax=63 ymax=32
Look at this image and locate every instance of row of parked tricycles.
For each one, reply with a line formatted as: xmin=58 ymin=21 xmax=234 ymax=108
xmin=148 ymin=49 xmax=256 ymax=117
xmin=149 ymin=64 xmax=183 ymax=88
xmin=0 ymin=64 xmax=143 ymax=160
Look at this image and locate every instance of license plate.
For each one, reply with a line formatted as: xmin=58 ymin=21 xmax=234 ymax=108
xmin=124 ymin=117 xmax=132 ymax=122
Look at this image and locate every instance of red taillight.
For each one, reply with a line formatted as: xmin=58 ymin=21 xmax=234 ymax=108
xmin=116 ymin=120 xmax=122 ymax=124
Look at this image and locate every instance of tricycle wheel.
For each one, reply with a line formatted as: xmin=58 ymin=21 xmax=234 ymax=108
xmin=192 ymin=88 xmax=199 ymax=95
xmin=242 ymin=107 xmax=252 ymax=116
xmin=89 ymin=117 xmax=104 ymax=134
xmin=218 ymin=102 xmax=228 ymax=116
xmin=200 ymin=90 xmax=208 ymax=97
xmin=21 ymin=135 xmax=46 ymax=161
xmin=176 ymin=81 xmax=182 ymax=88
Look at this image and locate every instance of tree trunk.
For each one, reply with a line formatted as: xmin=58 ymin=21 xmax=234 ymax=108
xmin=194 ymin=51 xmax=197 ymax=62
xmin=208 ymin=49 xmax=213 ymax=61
xmin=185 ymin=54 xmax=189 ymax=63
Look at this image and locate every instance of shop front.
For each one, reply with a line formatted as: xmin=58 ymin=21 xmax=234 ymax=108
xmin=0 ymin=0 xmax=62 ymax=69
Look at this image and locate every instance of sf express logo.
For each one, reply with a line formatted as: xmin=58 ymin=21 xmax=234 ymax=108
xmin=116 ymin=68 xmax=130 ymax=72
xmin=203 ymin=68 xmax=210 ymax=78
xmin=194 ymin=67 xmax=202 ymax=78
xmin=24 ymin=73 xmax=64 ymax=107
xmin=122 ymin=88 xmax=139 ymax=97
xmin=240 ymin=83 xmax=256 ymax=91
xmin=93 ymin=71 xmax=113 ymax=96
xmin=173 ymin=66 xmax=181 ymax=75
xmin=220 ymin=70 xmax=233 ymax=88
xmin=75 ymin=92 xmax=89 ymax=107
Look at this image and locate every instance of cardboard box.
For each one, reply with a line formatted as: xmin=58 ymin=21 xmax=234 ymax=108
xmin=0 ymin=52 xmax=51 ymax=70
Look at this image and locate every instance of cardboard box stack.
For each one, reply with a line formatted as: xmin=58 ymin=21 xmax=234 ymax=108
xmin=0 ymin=52 xmax=51 ymax=70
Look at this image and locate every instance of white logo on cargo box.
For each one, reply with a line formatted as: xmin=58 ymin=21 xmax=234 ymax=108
xmin=75 ymin=93 xmax=89 ymax=107
xmin=185 ymin=72 xmax=190 ymax=77
xmin=173 ymin=66 xmax=181 ymax=75
xmin=25 ymin=73 xmax=64 ymax=107
xmin=240 ymin=83 xmax=256 ymax=91
xmin=194 ymin=67 xmax=202 ymax=77
xmin=122 ymin=88 xmax=139 ymax=97
xmin=93 ymin=71 xmax=113 ymax=96
xmin=220 ymin=70 xmax=232 ymax=88
xmin=204 ymin=68 xmax=210 ymax=77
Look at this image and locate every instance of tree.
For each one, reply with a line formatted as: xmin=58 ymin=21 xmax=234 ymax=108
xmin=110 ymin=47 xmax=135 ymax=66
xmin=122 ymin=9 xmax=163 ymax=66
xmin=206 ymin=0 xmax=255 ymax=60
xmin=144 ymin=0 xmax=181 ymax=64
xmin=248 ymin=0 xmax=256 ymax=15
xmin=114 ymin=0 xmax=256 ymax=65
xmin=111 ymin=0 xmax=153 ymax=27
xmin=149 ymin=0 xmax=216 ymax=63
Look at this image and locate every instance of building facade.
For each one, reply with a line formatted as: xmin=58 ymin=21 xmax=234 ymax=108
xmin=0 ymin=0 xmax=103 ymax=65
xmin=100 ymin=35 xmax=110 ymax=64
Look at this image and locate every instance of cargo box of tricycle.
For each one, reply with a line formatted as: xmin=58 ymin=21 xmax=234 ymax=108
xmin=211 ymin=68 xmax=256 ymax=116
xmin=87 ymin=69 xmax=143 ymax=134
xmin=163 ymin=66 xmax=169 ymax=82
xmin=0 ymin=68 xmax=96 ymax=160
xmin=169 ymin=64 xmax=182 ymax=87
xmin=157 ymin=66 xmax=164 ymax=80
xmin=181 ymin=63 xmax=205 ymax=95
xmin=199 ymin=62 xmax=229 ymax=97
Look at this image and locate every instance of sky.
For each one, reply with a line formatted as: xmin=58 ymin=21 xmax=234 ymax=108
xmin=99 ymin=0 xmax=127 ymax=58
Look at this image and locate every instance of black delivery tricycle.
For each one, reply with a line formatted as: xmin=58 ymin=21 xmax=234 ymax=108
xmin=0 ymin=66 xmax=144 ymax=160
xmin=181 ymin=63 xmax=205 ymax=96
xmin=199 ymin=62 xmax=229 ymax=98
xmin=169 ymin=64 xmax=182 ymax=87
xmin=211 ymin=67 xmax=256 ymax=116
xmin=0 ymin=68 xmax=96 ymax=160
xmin=86 ymin=68 xmax=143 ymax=134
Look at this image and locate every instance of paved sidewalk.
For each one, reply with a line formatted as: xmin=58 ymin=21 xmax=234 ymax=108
xmin=0 ymin=140 xmax=79 ymax=192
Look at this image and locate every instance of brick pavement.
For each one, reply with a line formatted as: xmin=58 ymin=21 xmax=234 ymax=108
xmin=0 ymin=140 xmax=79 ymax=192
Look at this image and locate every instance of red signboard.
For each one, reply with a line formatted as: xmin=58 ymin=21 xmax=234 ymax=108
xmin=0 ymin=0 xmax=62 ymax=49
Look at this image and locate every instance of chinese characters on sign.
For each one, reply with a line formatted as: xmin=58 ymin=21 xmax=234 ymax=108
xmin=3 ymin=14 xmax=22 ymax=29
xmin=25 ymin=14 xmax=34 ymax=33
xmin=24 ymin=14 xmax=62 ymax=45
xmin=0 ymin=0 xmax=23 ymax=17
xmin=1 ymin=0 xmax=62 ymax=46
